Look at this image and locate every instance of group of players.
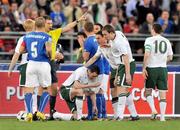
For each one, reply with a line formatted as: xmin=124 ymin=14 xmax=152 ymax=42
xmin=8 ymin=12 xmax=173 ymax=122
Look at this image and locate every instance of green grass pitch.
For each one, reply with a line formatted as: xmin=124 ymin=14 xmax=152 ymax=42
xmin=0 ymin=118 xmax=180 ymax=130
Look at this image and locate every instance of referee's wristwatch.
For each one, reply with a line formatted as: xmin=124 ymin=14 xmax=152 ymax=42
xmin=76 ymin=19 xmax=80 ymax=23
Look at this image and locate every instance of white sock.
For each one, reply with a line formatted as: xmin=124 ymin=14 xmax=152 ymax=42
xmin=160 ymin=99 xmax=166 ymax=121
xmin=53 ymin=112 xmax=72 ymax=121
xmin=117 ymin=95 xmax=126 ymax=119
xmin=75 ymin=96 xmax=83 ymax=120
xmin=146 ymin=96 xmax=157 ymax=113
xmin=112 ymin=97 xmax=118 ymax=118
xmin=32 ymin=87 xmax=38 ymax=113
xmin=126 ymin=93 xmax=137 ymax=117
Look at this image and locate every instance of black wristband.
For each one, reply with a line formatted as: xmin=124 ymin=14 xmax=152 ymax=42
xmin=76 ymin=20 xmax=79 ymax=23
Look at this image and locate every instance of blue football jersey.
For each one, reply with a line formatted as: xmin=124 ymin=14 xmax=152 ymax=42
xmin=23 ymin=32 xmax=52 ymax=62
xmin=102 ymin=56 xmax=110 ymax=75
xmin=84 ymin=35 xmax=104 ymax=74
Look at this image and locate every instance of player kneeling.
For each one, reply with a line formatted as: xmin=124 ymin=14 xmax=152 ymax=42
xmin=53 ymin=66 xmax=100 ymax=121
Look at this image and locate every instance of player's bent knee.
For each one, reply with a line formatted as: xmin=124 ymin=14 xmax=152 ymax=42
xmin=71 ymin=88 xmax=83 ymax=98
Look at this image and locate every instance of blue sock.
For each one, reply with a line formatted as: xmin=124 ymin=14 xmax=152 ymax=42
xmin=87 ymin=96 xmax=93 ymax=120
xmin=39 ymin=92 xmax=49 ymax=113
xmin=96 ymin=94 xmax=102 ymax=118
xmin=24 ymin=93 xmax=33 ymax=113
xmin=102 ymin=94 xmax=107 ymax=118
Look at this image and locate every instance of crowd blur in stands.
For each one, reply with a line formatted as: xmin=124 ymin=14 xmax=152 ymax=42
xmin=0 ymin=0 xmax=180 ymax=60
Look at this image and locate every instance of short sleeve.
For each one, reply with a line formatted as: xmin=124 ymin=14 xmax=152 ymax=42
xmin=74 ymin=67 xmax=86 ymax=81
xmin=15 ymin=36 xmax=24 ymax=53
xmin=115 ymin=32 xmax=128 ymax=55
xmin=119 ymin=41 xmax=128 ymax=55
xmin=144 ymin=38 xmax=152 ymax=52
xmin=167 ymin=42 xmax=173 ymax=56
xmin=84 ymin=39 xmax=92 ymax=53
xmin=48 ymin=36 xmax=52 ymax=43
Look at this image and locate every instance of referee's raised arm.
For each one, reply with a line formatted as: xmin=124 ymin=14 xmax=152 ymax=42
xmin=61 ymin=12 xmax=87 ymax=33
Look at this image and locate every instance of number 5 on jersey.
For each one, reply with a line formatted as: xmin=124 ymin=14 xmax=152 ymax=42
xmin=31 ymin=41 xmax=38 ymax=58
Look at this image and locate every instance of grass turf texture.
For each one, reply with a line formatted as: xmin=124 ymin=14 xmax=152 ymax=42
xmin=0 ymin=118 xmax=180 ymax=130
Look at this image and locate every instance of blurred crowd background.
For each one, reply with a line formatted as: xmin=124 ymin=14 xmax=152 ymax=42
xmin=0 ymin=0 xmax=180 ymax=62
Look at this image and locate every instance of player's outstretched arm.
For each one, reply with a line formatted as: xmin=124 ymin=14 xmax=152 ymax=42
xmin=61 ymin=12 xmax=87 ymax=33
xmin=8 ymin=53 xmax=20 ymax=77
xmin=84 ymin=55 xmax=98 ymax=67
xmin=87 ymin=82 xmax=101 ymax=88
xmin=74 ymin=81 xmax=101 ymax=89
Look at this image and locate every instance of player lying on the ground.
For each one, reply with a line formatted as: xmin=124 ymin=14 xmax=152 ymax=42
xmin=54 ymin=65 xmax=101 ymax=120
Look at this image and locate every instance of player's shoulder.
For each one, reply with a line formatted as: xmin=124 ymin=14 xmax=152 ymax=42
xmin=27 ymin=31 xmax=35 ymax=35
xmin=84 ymin=36 xmax=95 ymax=46
xmin=17 ymin=36 xmax=24 ymax=42
xmin=75 ymin=66 xmax=87 ymax=73
xmin=145 ymin=36 xmax=153 ymax=41
xmin=41 ymin=32 xmax=51 ymax=37
xmin=86 ymin=36 xmax=95 ymax=42
xmin=23 ymin=32 xmax=33 ymax=39
xmin=145 ymin=36 xmax=154 ymax=44
xmin=39 ymin=32 xmax=52 ymax=40
xmin=159 ymin=35 xmax=171 ymax=43
xmin=16 ymin=36 xmax=24 ymax=46
xmin=115 ymin=30 xmax=123 ymax=35
xmin=79 ymin=66 xmax=87 ymax=71
xmin=115 ymin=31 xmax=126 ymax=38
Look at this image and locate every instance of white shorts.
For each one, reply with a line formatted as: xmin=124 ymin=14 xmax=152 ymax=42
xmin=25 ymin=61 xmax=51 ymax=88
xmin=99 ymin=74 xmax=109 ymax=92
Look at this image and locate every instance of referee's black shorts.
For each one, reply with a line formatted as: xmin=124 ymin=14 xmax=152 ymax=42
xmin=50 ymin=60 xmax=59 ymax=83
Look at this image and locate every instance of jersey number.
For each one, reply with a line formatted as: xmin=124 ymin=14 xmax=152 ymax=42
xmin=154 ymin=40 xmax=167 ymax=54
xmin=31 ymin=42 xmax=38 ymax=58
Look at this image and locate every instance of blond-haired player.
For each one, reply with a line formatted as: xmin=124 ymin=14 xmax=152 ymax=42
xmin=38 ymin=14 xmax=87 ymax=120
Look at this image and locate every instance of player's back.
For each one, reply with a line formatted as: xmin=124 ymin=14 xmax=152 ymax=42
xmin=84 ymin=36 xmax=104 ymax=74
xmin=145 ymin=35 xmax=173 ymax=67
xmin=115 ymin=31 xmax=134 ymax=63
xmin=84 ymin=36 xmax=98 ymax=58
xmin=62 ymin=67 xmax=88 ymax=86
xmin=24 ymin=32 xmax=51 ymax=62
